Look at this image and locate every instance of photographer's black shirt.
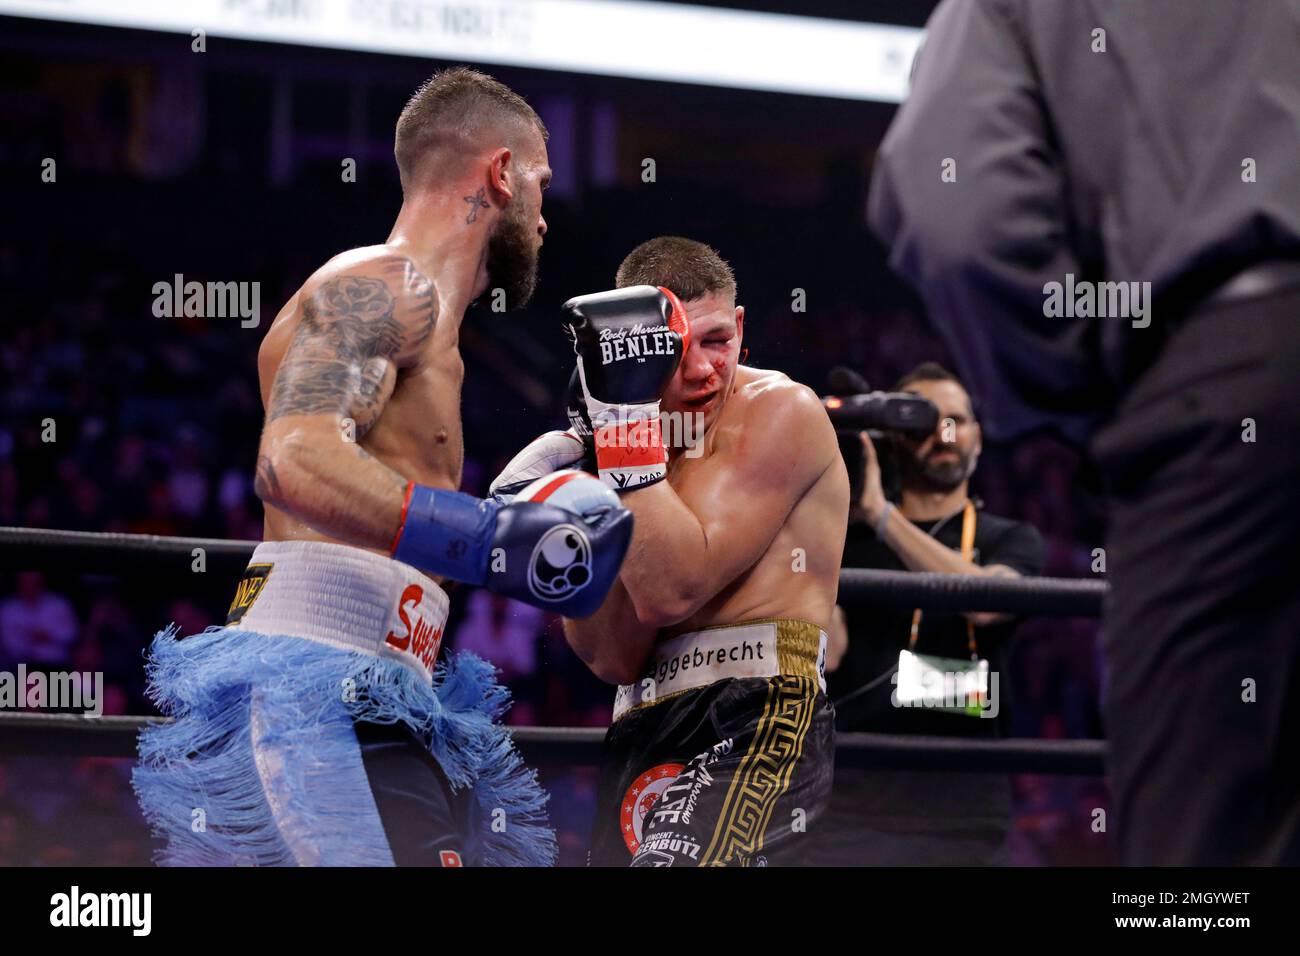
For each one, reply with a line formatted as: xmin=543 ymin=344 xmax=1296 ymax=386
xmin=828 ymin=505 xmax=1044 ymax=739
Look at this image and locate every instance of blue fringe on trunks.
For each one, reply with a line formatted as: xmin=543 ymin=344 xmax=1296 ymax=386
xmin=133 ymin=625 xmax=556 ymax=867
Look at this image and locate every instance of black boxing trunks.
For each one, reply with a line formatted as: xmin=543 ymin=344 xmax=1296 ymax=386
xmin=134 ymin=539 xmax=555 ymax=866
xmin=588 ymin=619 xmax=835 ymax=866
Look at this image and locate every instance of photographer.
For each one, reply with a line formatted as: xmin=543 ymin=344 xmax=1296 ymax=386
xmin=820 ymin=362 xmax=1044 ymax=865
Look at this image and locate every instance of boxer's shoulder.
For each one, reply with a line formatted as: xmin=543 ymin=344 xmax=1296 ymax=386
xmin=305 ymin=245 xmax=437 ymax=303
xmin=274 ymin=244 xmax=439 ymax=366
xmin=731 ymin=367 xmax=832 ymax=437
xmin=702 ymin=367 xmax=836 ymax=480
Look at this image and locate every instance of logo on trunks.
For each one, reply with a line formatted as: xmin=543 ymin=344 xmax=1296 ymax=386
xmin=384 ymin=585 xmax=444 ymax=672
xmin=225 ymin=563 xmax=273 ymax=625
xmin=649 ymin=765 xmax=712 ymax=829
xmin=527 ymin=524 xmax=592 ymax=602
xmin=597 ymin=325 xmax=678 ymax=365
xmin=621 ymin=762 xmax=684 ymax=855
xmin=632 ymin=832 xmax=702 ymax=865
xmin=646 ymin=738 xmax=732 ymax=831
xmin=629 ymin=849 xmax=676 ymax=867
xmin=641 ymin=639 xmax=765 ymax=685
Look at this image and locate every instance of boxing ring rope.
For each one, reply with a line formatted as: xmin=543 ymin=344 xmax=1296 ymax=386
xmin=0 ymin=527 xmax=257 ymax=577
xmin=0 ymin=525 xmax=1108 ymax=775
xmin=0 ymin=527 xmax=1108 ymax=615
xmin=0 ymin=713 xmax=1106 ymax=775
xmin=839 ymin=568 xmax=1104 ymax=616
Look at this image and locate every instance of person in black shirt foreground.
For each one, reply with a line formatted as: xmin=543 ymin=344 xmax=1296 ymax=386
xmin=816 ymin=363 xmax=1043 ymax=865
xmin=868 ymin=0 xmax=1300 ymax=866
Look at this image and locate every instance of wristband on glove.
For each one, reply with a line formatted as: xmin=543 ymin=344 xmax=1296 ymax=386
xmin=582 ymin=386 xmax=668 ymax=490
xmin=390 ymin=482 xmax=495 ymax=584
xmin=389 ymin=477 xmax=635 ymax=619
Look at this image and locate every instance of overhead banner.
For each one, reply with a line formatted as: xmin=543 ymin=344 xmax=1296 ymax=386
xmin=0 ymin=0 xmax=922 ymax=102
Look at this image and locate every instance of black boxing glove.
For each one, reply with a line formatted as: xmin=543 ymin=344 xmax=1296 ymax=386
xmin=562 ymin=285 xmax=690 ymax=490
xmin=565 ymin=367 xmax=599 ymax=476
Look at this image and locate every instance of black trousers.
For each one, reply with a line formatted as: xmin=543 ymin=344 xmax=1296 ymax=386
xmin=1093 ymin=286 xmax=1300 ymax=865
xmin=354 ymin=721 xmax=471 ymax=866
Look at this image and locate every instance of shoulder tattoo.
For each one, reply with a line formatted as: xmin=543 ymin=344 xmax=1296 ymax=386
xmin=266 ymin=255 xmax=437 ymax=424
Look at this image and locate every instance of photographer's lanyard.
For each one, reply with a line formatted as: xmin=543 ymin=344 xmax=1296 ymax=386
xmin=908 ymin=501 xmax=978 ymax=660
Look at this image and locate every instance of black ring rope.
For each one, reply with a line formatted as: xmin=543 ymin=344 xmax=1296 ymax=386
xmin=0 ymin=526 xmax=1108 ymax=777
xmin=0 ymin=527 xmax=1107 ymax=616
xmin=0 ymin=713 xmax=1105 ymax=775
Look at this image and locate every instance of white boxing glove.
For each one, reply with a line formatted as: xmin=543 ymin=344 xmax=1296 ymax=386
xmin=489 ymin=430 xmax=588 ymax=501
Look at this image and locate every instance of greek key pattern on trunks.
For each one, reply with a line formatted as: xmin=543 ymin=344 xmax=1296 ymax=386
xmin=699 ymin=675 xmax=817 ymax=866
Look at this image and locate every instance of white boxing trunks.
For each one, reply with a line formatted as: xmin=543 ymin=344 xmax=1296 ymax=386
xmin=134 ymin=539 xmax=555 ymax=867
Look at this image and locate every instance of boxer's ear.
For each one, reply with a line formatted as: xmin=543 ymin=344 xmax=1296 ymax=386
xmin=487 ymin=147 xmax=514 ymax=203
xmin=735 ymin=305 xmax=745 ymax=341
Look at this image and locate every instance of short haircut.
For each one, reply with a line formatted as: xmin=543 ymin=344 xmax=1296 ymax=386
xmin=394 ymin=67 xmax=546 ymax=190
xmin=893 ymin=361 xmax=978 ymax=418
xmin=615 ymin=236 xmax=737 ymax=302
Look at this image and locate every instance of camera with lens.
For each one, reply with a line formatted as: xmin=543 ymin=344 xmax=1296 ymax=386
xmin=822 ymin=366 xmax=939 ymax=505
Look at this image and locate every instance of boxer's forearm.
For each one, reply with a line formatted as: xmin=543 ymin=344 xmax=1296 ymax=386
xmin=563 ymin=579 xmax=657 ymax=684
xmin=256 ymin=258 xmax=433 ymax=549
xmin=255 ymin=421 xmax=407 ymax=548
xmin=617 ymin=482 xmax=714 ymax=627
xmin=615 ymin=418 xmax=818 ymax=626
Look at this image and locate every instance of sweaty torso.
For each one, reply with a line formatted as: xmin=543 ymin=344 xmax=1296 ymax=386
xmin=257 ymin=246 xmax=465 ymax=551
xmin=659 ymin=367 xmax=847 ymax=642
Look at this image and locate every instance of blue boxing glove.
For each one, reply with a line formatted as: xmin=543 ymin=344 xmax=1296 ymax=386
xmin=390 ymin=478 xmax=632 ymax=618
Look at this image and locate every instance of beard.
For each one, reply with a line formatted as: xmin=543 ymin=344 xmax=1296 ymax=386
xmin=485 ymin=198 xmax=539 ymax=309
xmin=898 ymin=443 xmax=974 ymax=493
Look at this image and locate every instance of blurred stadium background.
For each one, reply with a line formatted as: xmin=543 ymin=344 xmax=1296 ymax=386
xmin=0 ymin=0 xmax=1108 ymax=865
